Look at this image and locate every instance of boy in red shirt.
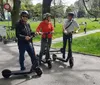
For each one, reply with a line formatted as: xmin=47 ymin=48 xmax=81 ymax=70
xmin=36 ymin=13 xmax=54 ymax=65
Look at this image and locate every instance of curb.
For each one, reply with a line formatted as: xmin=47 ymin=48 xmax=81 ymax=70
xmin=73 ymin=52 xmax=100 ymax=57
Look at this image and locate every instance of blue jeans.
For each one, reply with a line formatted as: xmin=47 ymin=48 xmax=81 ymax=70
xmin=63 ymin=33 xmax=72 ymax=59
xmin=18 ymin=41 xmax=38 ymax=69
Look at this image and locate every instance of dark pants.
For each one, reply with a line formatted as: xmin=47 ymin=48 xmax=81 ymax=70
xmin=84 ymin=28 xmax=86 ymax=34
xmin=63 ymin=33 xmax=72 ymax=60
xmin=39 ymin=38 xmax=52 ymax=63
xmin=18 ymin=41 xmax=38 ymax=69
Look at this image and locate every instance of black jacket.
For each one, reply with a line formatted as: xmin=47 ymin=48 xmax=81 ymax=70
xmin=15 ymin=20 xmax=32 ymax=43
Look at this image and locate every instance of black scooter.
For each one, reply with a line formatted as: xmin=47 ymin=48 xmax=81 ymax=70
xmin=2 ymin=33 xmax=42 ymax=78
xmin=52 ymin=48 xmax=74 ymax=68
xmin=38 ymin=32 xmax=52 ymax=69
xmin=2 ymin=66 xmax=42 ymax=79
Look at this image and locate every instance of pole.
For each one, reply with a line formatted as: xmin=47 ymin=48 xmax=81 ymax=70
xmin=54 ymin=0 xmax=56 ymax=27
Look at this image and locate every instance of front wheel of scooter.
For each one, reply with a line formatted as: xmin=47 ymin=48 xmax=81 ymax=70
xmin=0 ymin=36 xmax=2 ymax=42
xmin=2 ymin=69 xmax=11 ymax=78
xmin=47 ymin=60 xmax=52 ymax=69
xmin=52 ymin=54 xmax=57 ymax=61
xmin=3 ymin=39 xmax=8 ymax=44
xmin=69 ymin=57 xmax=74 ymax=68
xmin=35 ymin=67 xmax=43 ymax=77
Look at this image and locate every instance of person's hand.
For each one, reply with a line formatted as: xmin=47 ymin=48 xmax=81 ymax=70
xmin=64 ymin=30 xmax=68 ymax=34
xmin=39 ymin=32 xmax=43 ymax=35
xmin=25 ymin=36 xmax=31 ymax=41
xmin=36 ymin=32 xmax=39 ymax=35
xmin=75 ymin=30 xmax=78 ymax=33
xmin=51 ymin=31 xmax=54 ymax=34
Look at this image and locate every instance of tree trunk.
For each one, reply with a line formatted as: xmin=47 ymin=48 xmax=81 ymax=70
xmin=53 ymin=0 xmax=56 ymax=27
xmin=42 ymin=0 xmax=52 ymax=14
xmin=1 ymin=0 xmax=5 ymax=19
xmin=11 ymin=0 xmax=21 ymax=29
xmin=82 ymin=0 xmax=98 ymax=21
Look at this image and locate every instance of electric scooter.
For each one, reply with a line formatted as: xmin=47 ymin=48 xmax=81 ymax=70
xmin=52 ymin=38 xmax=74 ymax=68
xmin=2 ymin=33 xmax=42 ymax=79
xmin=37 ymin=32 xmax=52 ymax=69
xmin=2 ymin=66 xmax=42 ymax=79
xmin=52 ymin=52 xmax=74 ymax=68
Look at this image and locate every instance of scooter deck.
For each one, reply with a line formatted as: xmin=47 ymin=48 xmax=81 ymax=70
xmin=11 ymin=70 xmax=31 ymax=75
xmin=56 ymin=57 xmax=67 ymax=62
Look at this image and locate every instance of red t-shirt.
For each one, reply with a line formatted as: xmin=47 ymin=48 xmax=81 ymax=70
xmin=36 ymin=21 xmax=54 ymax=38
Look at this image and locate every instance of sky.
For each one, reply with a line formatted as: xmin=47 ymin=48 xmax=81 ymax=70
xmin=32 ymin=0 xmax=78 ymax=6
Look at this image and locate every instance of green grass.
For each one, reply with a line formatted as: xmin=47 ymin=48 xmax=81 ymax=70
xmin=76 ymin=18 xmax=100 ymax=32
xmin=0 ymin=18 xmax=100 ymax=41
xmin=52 ymin=32 xmax=100 ymax=56
xmin=0 ymin=21 xmax=11 ymax=26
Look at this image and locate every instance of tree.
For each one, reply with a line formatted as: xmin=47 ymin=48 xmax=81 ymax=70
xmin=42 ymin=0 xmax=52 ymax=14
xmin=0 ymin=0 xmax=5 ymax=19
xmin=65 ymin=6 xmax=73 ymax=17
xmin=74 ymin=0 xmax=86 ymax=18
xmin=34 ymin=3 xmax=42 ymax=17
xmin=51 ymin=5 xmax=64 ymax=18
xmin=83 ymin=0 xmax=100 ymax=21
xmin=77 ymin=9 xmax=86 ymax=18
xmin=11 ymin=0 xmax=33 ymax=29
xmin=11 ymin=0 xmax=21 ymax=29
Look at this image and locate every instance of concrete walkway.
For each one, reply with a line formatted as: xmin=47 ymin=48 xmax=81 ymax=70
xmin=0 ymin=41 xmax=100 ymax=85
xmin=52 ymin=29 xmax=100 ymax=44
xmin=0 ymin=29 xmax=100 ymax=85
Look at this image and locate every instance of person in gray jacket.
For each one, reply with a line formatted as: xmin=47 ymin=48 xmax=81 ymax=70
xmin=62 ymin=12 xmax=80 ymax=61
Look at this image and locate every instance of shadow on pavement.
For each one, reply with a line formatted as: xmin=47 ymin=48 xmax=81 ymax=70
xmin=0 ymin=74 xmax=40 ymax=85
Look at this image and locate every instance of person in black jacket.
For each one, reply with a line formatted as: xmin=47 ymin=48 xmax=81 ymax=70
xmin=16 ymin=11 xmax=38 ymax=71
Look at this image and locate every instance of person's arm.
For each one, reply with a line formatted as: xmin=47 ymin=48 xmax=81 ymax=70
xmin=63 ymin=20 xmax=66 ymax=31
xmin=51 ymin=23 xmax=54 ymax=33
xmin=36 ymin=22 xmax=42 ymax=35
xmin=15 ymin=23 xmax=26 ymax=40
xmin=63 ymin=20 xmax=68 ymax=34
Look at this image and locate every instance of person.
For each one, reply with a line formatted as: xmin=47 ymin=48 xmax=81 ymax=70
xmin=36 ymin=13 xmax=54 ymax=65
xmin=62 ymin=12 xmax=80 ymax=61
xmin=15 ymin=11 xmax=39 ymax=71
xmin=84 ymin=22 xmax=87 ymax=34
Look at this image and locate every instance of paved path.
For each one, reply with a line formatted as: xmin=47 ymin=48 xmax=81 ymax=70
xmin=0 ymin=42 xmax=100 ymax=85
xmin=52 ymin=29 xmax=100 ymax=44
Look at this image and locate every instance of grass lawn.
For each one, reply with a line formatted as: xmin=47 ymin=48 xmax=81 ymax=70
xmin=52 ymin=32 xmax=100 ymax=56
xmin=0 ymin=18 xmax=100 ymax=41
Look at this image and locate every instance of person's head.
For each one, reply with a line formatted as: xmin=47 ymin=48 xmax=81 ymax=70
xmin=20 ymin=11 xmax=29 ymax=22
xmin=67 ymin=12 xmax=74 ymax=20
xmin=43 ymin=13 xmax=51 ymax=22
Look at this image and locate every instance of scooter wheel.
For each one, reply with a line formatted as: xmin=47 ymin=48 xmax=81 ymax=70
xmin=52 ymin=54 xmax=57 ymax=61
xmin=35 ymin=67 xmax=42 ymax=77
xmin=47 ymin=60 xmax=52 ymax=69
xmin=69 ymin=57 xmax=74 ymax=68
xmin=36 ymin=54 xmax=39 ymax=57
xmin=14 ymin=38 xmax=18 ymax=42
xmin=60 ymin=48 xmax=64 ymax=53
xmin=0 ymin=36 xmax=2 ymax=42
xmin=2 ymin=69 xmax=11 ymax=78
xmin=3 ymin=40 xmax=7 ymax=44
